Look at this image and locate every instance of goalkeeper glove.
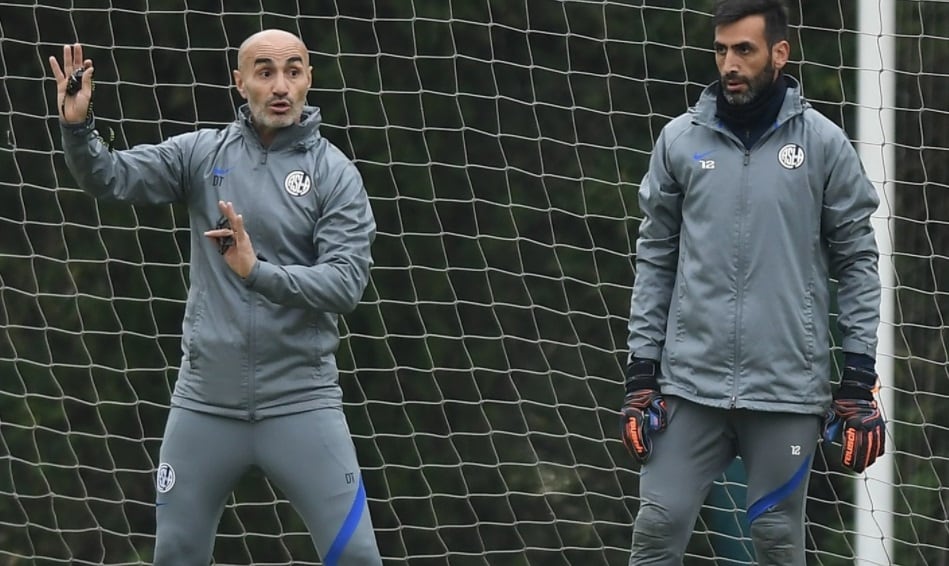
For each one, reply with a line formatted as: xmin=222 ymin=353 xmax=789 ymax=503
xmin=620 ymin=358 xmax=667 ymax=464
xmin=823 ymin=364 xmax=885 ymax=473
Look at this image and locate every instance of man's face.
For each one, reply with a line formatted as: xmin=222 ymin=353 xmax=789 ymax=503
xmin=233 ymin=32 xmax=312 ymax=136
xmin=714 ymin=15 xmax=789 ymax=105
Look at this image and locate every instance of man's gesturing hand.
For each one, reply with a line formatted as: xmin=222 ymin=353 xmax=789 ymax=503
xmin=620 ymin=358 xmax=668 ymax=464
xmin=823 ymin=365 xmax=886 ymax=474
xmin=48 ymin=43 xmax=94 ymax=124
xmin=203 ymin=201 xmax=259 ymax=279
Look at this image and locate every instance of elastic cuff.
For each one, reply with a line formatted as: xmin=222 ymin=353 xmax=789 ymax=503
xmin=835 ymin=365 xmax=877 ymax=401
xmin=834 ymin=382 xmax=874 ymax=402
xmin=625 ymin=358 xmax=659 ymax=393
xmin=60 ymin=115 xmax=96 ymax=136
xmin=844 ymin=352 xmax=875 ymax=373
xmin=842 ymin=364 xmax=877 ymax=388
xmin=242 ymin=258 xmax=263 ymax=286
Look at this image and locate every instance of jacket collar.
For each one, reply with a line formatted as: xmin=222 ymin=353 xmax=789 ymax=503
xmin=238 ymin=104 xmax=323 ymax=151
xmin=691 ymin=75 xmax=807 ymax=130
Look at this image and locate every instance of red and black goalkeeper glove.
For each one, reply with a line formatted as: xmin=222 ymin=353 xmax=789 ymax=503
xmin=620 ymin=358 xmax=668 ymax=464
xmin=823 ymin=364 xmax=885 ymax=473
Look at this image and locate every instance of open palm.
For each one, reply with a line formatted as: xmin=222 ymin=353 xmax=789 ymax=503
xmin=48 ymin=43 xmax=94 ymax=124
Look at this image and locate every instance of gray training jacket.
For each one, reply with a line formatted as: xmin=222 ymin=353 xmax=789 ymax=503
xmin=62 ymin=105 xmax=375 ymax=420
xmin=627 ymin=77 xmax=880 ymax=416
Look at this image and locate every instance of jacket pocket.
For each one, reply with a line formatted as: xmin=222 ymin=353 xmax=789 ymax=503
xmin=180 ymin=288 xmax=248 ymax=408
xmin=183 ymin=287 xmax=209 ymax=370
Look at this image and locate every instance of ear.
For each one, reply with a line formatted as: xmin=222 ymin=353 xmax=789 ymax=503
xmin=233 ymin=69 xmax=247 ymax=99
xmin=772 ymin=39 xmax=790 ymax=71
xmin=307 ymin=66 xmax=313 ymax=88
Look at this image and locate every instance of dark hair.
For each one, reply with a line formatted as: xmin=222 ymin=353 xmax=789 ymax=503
xmin=713 ymin=0 xmax=789 ymax=46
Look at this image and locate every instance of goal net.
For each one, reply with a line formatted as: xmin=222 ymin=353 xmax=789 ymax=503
xmin=1 ymin=1 xmax=946 ymax=564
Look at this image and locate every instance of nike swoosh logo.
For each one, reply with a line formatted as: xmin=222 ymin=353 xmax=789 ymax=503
xmin=692 ymin=150 xmax=714 ymax=160
xmin=212 ymin=167 xmax=231 ymax=176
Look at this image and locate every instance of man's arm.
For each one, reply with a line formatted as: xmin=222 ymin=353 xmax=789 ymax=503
xmin=627 ymin=129 xmax=684 ymax=362
xmin=239 ymin=164 xmax=375 ymax=314
xmin=821 ymin=128 xmax=881 ymax=358
xmin=620 ymin=129 xmax=681 ymax=463
xmin=50 ymin=43 xmax=188 ymax=205
xmin=819 ymin=126 xmax=886 ymax=474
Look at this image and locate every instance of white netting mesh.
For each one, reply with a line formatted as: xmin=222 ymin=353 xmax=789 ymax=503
xmin=0 ymin=1 xmax=946 ymax=564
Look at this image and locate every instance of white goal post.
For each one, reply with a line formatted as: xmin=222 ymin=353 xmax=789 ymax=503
xmin=1 ymin=1 xmax=946 ymax=564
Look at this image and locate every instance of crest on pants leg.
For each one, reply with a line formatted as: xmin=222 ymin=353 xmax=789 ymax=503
xmin=156 ymin=462 xmax=176 ymax=493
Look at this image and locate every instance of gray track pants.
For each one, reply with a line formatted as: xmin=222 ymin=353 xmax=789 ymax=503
xmin=630 ymin=396 xmax=820 ymax=566
xmin=153 ymin=406 xmax=381 ymax=565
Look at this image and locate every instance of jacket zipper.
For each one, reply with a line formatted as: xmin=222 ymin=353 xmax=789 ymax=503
xmin=248 ymin=149 xmax=265 ymax=421
xmin=731 ymin=147 xmax=752 ymax=409
xmin=703 ymin=108 xmax=793 ymax=409
xmin=248 ymin=286 xmax=258 ymax=421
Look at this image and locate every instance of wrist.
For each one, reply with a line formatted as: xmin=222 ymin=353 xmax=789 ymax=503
xmin=625 ymin=358 xmax=660 ymax=394
xmin=239 ymin=257 xmax=258 ymax=279
xmin=844 ymin=352 xmax=875 ymax=373
xmin=835 ymin=365 xmax=877 ymax=401
xmin=61 ymin=114 xmax=96 ymax=135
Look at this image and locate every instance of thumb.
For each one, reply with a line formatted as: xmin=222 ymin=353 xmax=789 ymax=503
xmin=82 ymin=66 xmax=95 ymax=92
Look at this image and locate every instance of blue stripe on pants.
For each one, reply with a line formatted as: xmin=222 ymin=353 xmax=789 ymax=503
xmin=746 ymin=458 xmax=811 ymax=524
xmin=324 ymin=475 xmax=367 ymax=566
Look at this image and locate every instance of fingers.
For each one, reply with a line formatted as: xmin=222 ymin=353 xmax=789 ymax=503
xmin=844 ymin=429 xmax=866 ymax=473
xmin=649 ymin=397 xmax=668 ymax=431
xmin=64 ymin=43 xmax=83 ymax=71
xmin=217 ymin=200 xmax=235 ymax=221
xmin=841 ymin=423 xmax=885 ymax=473
xmin=853 ymin=433 xmax=876 ymax=474
xmin=48 ymin=55 xmax=65 ymax=81
xmin=217 ymin=200 xmax=245 ymax=236
xmin=82 ymin=65 xmax=95 ymax=91
xmin=829 ymin=400 xmax=886 ymax=473
xmin=232 ymin=212 xmax=246 ymax=236
xmin=622 ymin=415 xmax=650 ymax=463
xmin=50 ymin=44 xmax=90 ymax=85
xmin=63 ymin=44 xmax=73 ymax=74
xmin=822 ymin=417 xmax=841 ymax=443
xmin=64 ymin=44 xmax=83 ymax=73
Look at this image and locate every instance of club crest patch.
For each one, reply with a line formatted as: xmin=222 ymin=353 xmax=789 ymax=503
xmin=156 ymin=463 xmax=176 ymax=493
xmin=778 ymin=143 xmax=805 ymax=169
xmin=284 ymin=170 xmax=312 ymax=196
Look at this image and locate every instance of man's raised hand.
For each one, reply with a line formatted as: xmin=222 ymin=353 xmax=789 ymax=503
xmin=48 ymin=43 xmax=94 ymax=124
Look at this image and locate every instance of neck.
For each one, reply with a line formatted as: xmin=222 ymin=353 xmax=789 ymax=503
xmin=715 ymin=73 xmax=788 ymax=147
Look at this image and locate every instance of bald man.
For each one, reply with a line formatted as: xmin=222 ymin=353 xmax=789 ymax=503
xmin=49 ymin=31 xmax=382 ymax=565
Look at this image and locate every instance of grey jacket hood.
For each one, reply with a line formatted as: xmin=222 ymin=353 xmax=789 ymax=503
xmin=237 ymin=103 xmax=324 ymax=152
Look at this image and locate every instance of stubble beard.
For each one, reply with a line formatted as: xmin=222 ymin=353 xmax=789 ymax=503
xmin=722 ymin=59 xmax=775 ymax=106
xmin=250 ymin=99 xmax=301 ymax=131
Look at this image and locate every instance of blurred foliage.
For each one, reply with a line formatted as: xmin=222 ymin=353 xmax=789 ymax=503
xmin=0 ymin=0 xmax=946 ymax=564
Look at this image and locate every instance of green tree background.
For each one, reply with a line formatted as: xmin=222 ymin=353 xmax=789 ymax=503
xmin=0 ymin=0 xmax=946 ymax=564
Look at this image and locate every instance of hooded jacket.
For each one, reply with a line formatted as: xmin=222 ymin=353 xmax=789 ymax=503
xmin=62 ymin=105 xmax=375 ymax=420
xmin=627 ymin=77 xmax=880 ymax=415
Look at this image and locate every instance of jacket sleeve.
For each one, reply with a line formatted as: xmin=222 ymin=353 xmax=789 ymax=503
xmin=60 ymin=118 xmax=189 ymax=205
xmin=821 ymin=128 xmax=881 ymax=358
xmin=627 ymin=127 xmax=683 ymax=362
xmin=244 ymin=162 xmax=375 ymax=314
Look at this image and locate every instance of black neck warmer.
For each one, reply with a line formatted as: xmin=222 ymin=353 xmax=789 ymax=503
xmin=715 ymin=73 xmax=788 ymax=149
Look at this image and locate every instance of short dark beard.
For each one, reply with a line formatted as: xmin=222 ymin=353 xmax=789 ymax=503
xmin=721 ymin=57 xmax=775 ymax=105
